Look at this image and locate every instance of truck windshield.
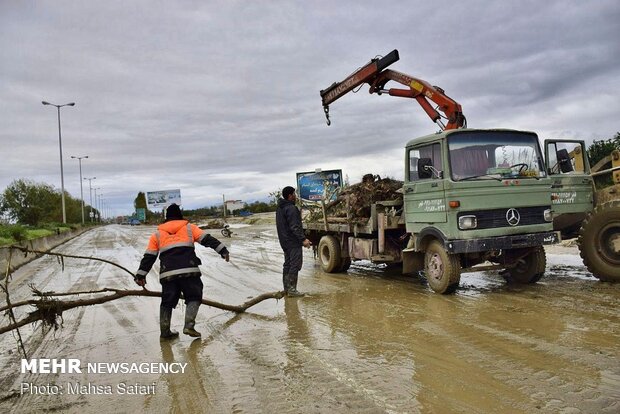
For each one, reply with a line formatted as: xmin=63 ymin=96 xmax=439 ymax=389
xmin=448 ymin=131 xmax=547 ymax=181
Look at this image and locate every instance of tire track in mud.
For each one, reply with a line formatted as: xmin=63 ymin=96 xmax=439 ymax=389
xmin=408 ymin=292 xmax=620 ymax=413
xmin=0 ymin=226 xmax=155 ymax=412
xmin=294 ymin=271 xmax=619 ymax=414
xmin=195 ymin=312 xmax=412 ymax=413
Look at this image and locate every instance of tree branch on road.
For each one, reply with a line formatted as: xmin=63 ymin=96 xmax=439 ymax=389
xmin=0 ymin=246 xmax=285 ymax=337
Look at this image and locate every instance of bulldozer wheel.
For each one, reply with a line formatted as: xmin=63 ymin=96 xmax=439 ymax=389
xmin=501 ymin=246 xmax=546 ymax=284
xmin=578 ymin=200 xmax=620 ymax=282
xmin=318 ymin=235 xmax=342 ymax=273
xmin=424 ymin=240 xmax=461 ymax=294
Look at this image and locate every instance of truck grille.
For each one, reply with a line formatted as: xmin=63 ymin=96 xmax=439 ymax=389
xmin=458 ymin=206 xmax=549 ymax=230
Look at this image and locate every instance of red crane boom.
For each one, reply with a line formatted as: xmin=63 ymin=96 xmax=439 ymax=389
xmin=320 ymin=49 xmax=465 ymax=130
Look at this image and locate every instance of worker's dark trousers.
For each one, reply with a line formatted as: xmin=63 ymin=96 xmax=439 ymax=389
xmin=160 ymin=275 xmax=203 ymax=309
xmin=282 ymin=247 xmax=303 ymax=291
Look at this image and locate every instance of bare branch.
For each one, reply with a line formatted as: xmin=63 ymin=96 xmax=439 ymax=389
xmin=9 ymin=245 xmax=136 ymax=277
xmin=0 ymin=245 xmax=285 ymax=339
xmin=0 ymin=288 xmax=284 ymax=335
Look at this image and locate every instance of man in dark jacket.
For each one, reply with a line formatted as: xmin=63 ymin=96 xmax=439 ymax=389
xmin=134 ymin=204 xmax=230 ymax=339
xmin=276 ymin=186 xmax=312 ymax=297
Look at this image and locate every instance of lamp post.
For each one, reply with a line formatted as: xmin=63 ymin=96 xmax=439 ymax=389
xmin=42 ymin=101 xmax=75 ymax=224
xmin=84 ymin=177 xmax=96 ymax=222
xmin=98 ymin=193 xmax=103 ymax=222
xmin=94 ymin=188 xmax=101 ymax=223
xmin=71 ymin=155 xmax=88 ymax=224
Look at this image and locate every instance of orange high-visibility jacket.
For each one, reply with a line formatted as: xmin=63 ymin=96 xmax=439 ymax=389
xmin=136 ymin=220 xmax=228 ymax=281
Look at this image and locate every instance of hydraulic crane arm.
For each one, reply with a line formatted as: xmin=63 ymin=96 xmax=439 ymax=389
xmin=320 ymin=49 xmax=466 ymax=130
xmin=320 ymin=50 xmax=400 ymax=109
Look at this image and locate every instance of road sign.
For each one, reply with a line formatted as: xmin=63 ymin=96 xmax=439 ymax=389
xmin=135 ymin=208 xmax=146 ymax=221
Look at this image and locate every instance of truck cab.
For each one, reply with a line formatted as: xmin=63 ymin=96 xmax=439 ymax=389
xmin=402 ymin=128 xmax=559 ymax=292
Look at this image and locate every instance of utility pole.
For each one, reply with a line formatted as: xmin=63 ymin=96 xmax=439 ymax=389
xmin=42 ymin=101 xmax=75 ymax=223
xmin=222 ymin=194 xmax=227 ymax=219
xmin=84 ymin=177 xmax=96 ymax=222
xmin=71 ymin=155 xmax=88 ymax=224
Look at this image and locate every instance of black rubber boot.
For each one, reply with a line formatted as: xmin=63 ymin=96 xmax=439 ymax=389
xmin=183 ymin=301 xmax=201 ymax=337
xmin=283 ymin=272 xmax=291 ymax=292
xmin=286 ymin=273 xmax=304 ymax=297
xmin=160 ymin=307 xmax=179 ymax=340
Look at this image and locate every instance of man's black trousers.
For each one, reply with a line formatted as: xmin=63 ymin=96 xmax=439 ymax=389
xmin=161 ymin=275 xmax=203 ymax=309
xmin=282 ymin=247 xmax=303 ymax=276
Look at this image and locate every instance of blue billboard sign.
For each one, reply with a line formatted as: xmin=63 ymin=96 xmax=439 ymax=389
xmin=296 ymin=169 xmax=343 ymax=202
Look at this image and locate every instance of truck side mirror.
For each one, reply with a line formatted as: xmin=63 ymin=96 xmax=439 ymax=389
xmin=556 ymin=149 xmax=574 ymax=173
xmin=417 ymin=158 xmax=433 ymax=179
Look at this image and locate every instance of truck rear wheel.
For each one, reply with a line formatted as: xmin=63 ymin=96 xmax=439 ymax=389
xmin=578 ymin=200 xmax=620 ymax=282
xmin=424 ymin=240 xmax=461 ymax=294
xmin=318 ymin=235 xmax=342 ymax=273
xmin=338 ymin=257 xmax=351 ymax=272
xmin=501 ymin=246 xmax=546 ymax=284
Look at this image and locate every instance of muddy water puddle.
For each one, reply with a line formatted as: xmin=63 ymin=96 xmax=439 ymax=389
xmin=1 ymin=225 xmax=619 ymax=413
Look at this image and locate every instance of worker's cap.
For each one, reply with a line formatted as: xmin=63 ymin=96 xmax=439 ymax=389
xmin=166 ymin=203 xmax=183 ymax=221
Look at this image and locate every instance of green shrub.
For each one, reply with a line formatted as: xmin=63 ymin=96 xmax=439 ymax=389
xmin=0 ymin=225 xmax=27 ymax=244
xmin=10 ymin=225 xmax=27 ymax=242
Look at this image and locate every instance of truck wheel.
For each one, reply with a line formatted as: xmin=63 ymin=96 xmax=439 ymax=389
xmin=424 ymin=240 xmax=461 ymax=294
xmin=502 ymin=246 xmax=546 ymax=284
xmin=578 ymin=200 xmax=620 ymax=282
xmin=338 ymin=257 xmax=351 ymax=272
xmin=318 ymin=235 xmax=342 ymax=273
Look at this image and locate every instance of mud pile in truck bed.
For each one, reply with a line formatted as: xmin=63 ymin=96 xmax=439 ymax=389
xmin=304 ymin=174 xmax=403 ymax=223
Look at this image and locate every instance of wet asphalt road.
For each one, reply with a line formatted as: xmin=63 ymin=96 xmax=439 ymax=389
xmin=0 ymin=224 xmax=619 ymax=413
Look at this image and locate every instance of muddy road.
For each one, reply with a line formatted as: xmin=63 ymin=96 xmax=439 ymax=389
xmin=1 ymin=224 xmax=619 ymax=413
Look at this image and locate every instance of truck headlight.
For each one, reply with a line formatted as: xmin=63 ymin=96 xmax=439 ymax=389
xmin=544 ymin=209 xmax=553 ymax=222
xmin=458 ymin=215 xmax=477 ymax=230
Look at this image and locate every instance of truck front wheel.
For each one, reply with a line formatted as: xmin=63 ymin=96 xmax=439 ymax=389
xmin=318 ymin=235 xmax=342 ymax=273
xmin=501 ymin=246 xmax=546 ymax=284
xmin=424 ymin=240 xmax=461 ymax=294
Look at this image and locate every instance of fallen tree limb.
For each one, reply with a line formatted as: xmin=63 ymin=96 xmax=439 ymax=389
xmin=1 ymin=246 xmax=285 ymax=337
xmin=9 ymin=245 xmax=135 ymax=277
xmin=0 ymin=288 xmax=285 ymax=335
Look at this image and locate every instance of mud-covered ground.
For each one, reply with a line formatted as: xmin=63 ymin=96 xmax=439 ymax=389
xmin=1 ymin=223 xmax=618 ymax=413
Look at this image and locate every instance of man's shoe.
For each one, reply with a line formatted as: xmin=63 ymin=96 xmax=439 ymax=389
xmin=160 ymin=330 xmax=179 ymax=340
xmin=286 ymin=289 xmax=305 ymax=297
xmin=183 ymin=328 xmax=201 ymax=337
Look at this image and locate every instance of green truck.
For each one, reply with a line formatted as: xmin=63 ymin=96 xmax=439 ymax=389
xmin=311 ymin=50 xmax=619 ymax=292
xmin=304 ymin=128 xmax=560 ymax=293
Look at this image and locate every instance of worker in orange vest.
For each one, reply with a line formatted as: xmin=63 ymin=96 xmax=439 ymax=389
xmin=134 ymin=204 xmax=230 ymax=339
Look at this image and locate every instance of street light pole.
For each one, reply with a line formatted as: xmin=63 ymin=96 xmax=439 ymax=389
xmin=42 ymin=101 xmax=75 ymax=224
xmin=71 ymin=155 xmax=88 ymax=224
xmin=94 ymin=188 xmax=100 ymax=223
xmin=84 ymin=177 xmax=96 ymax=222
xmin=98 ymin=193 xmax=103 ymax=222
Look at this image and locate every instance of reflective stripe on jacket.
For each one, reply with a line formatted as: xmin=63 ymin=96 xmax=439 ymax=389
xmin=136 ymin=219 xmax=229 ymax=281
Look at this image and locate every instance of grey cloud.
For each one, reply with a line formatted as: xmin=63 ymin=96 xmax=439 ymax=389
xmin=1 ymin=0 xmax=618 ymax=214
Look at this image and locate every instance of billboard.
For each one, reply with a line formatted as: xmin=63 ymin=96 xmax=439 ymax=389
xmin=296 ymin=169 xmax=342 ymax=202
xmin=146 ymin=189 xmax=182 ymax=209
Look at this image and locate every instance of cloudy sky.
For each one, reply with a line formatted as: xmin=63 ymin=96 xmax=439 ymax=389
xmin=1 ymin=0 xmax=618 ymax=216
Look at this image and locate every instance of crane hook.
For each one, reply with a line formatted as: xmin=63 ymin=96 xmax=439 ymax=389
xmin=323 ymin=105 xmax=331 ymax=126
